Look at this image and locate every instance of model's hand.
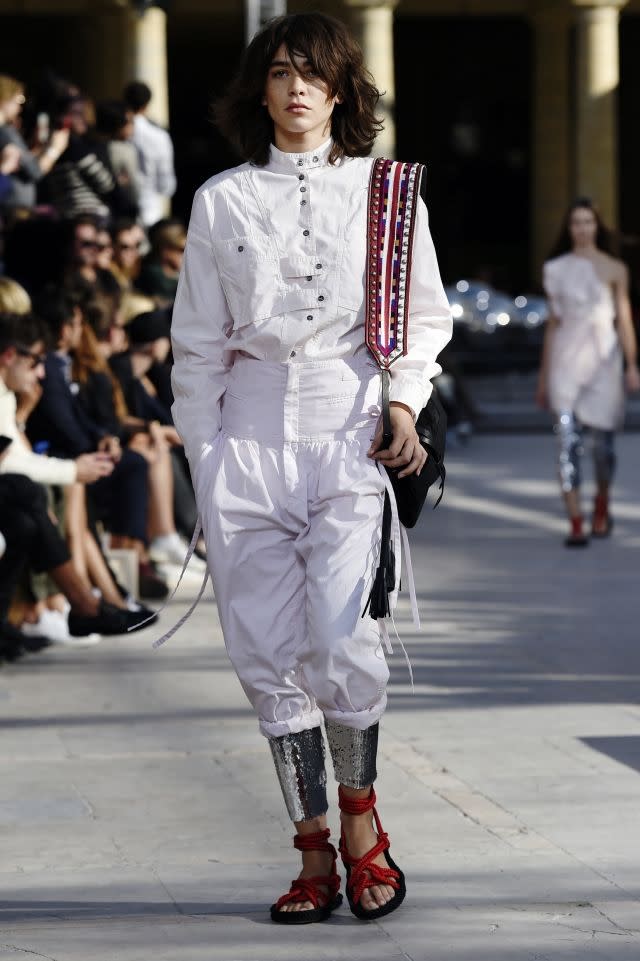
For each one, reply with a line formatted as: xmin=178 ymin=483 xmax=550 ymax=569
xmin=368 ymin=402 xmax=427 ymax=478
xmin=625 ymin=364 xmax=640 ymax=393
xmin=75 ymin=452 xmax=114 ymax=484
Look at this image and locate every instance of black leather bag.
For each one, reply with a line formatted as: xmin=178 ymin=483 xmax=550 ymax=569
xmin=379 ymin=370 xmax=447 ymax=528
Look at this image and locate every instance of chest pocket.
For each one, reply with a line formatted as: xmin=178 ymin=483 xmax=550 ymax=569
xmin=280 ymin=255 xmax=331 ymax=315
xmin=213 ymin=237 xmax=280 ymax=328
xmin=336 ymin=188 xmax=368 ymax=311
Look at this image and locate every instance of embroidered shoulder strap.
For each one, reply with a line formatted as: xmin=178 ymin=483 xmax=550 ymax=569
xmin=365 ymin=158 xmax=425 ymax=371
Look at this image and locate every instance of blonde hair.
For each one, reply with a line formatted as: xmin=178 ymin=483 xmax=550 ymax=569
xmin=120 ymin=291 xmax=155 ymax=325
xmin=0 ymin=75 xmax=24 ymax=105
xmin=0 ymin=277 xmax=32 ymax=314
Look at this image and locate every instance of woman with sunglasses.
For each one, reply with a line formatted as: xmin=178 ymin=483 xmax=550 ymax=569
xmin=110 ymin=219 xmax=146 ymax=291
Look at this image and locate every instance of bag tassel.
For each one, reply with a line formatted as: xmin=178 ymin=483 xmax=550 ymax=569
xmin=362 ymin=492 xmax=395 ymax=621
xmin=427 ymin=447 xmax=446 ymax=509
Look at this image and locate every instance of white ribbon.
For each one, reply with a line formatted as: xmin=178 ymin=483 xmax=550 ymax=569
xmin=375 ymin=466 xmax=419 ymax=691
xmin=125 ymin=520 xmax=210 ymax=647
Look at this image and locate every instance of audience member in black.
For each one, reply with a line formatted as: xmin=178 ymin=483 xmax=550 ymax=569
xmin=111 ymin=309 xmax=202 ymax=552
xmin=62 ymin=215 xmax=121 ymax=301
xmin=0 ymin=473 xmax=156 ymax=640
xmin=27 ymin=287 xmax=168 ymax=599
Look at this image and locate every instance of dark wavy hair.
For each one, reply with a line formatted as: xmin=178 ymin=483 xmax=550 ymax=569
xmin=548 ymin=197 xmax=614 ymax=258
xmin=214 ymin=12 xmax=383 ymax=166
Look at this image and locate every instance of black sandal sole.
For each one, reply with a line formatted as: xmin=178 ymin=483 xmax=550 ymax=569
xmin=344 ymin=851 xmax=406 ymax=921
xmin=270 ymin=893 xmax=343 ymax=924
xmin=564 ymin=537 xmax=589 ymax=547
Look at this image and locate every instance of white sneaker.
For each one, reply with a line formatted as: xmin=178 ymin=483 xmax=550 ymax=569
xmin=150 ymin=533 xmax=207 ymax=571
xmin=21 ymin=609 xmax=101 ymax=647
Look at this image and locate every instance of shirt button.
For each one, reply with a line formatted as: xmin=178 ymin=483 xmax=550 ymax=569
xmin=316 ymin=263 xmax=322 ymax=270
xmin=307 ymin=315 xmax=313 ymax=321
xmin=318 ymin=295 xmax=324 ymax=302
xmin=297 ymin=159 xmax=303 ymax=166
xmin=301 ymin=199 xmax=307 ymax=205
xmin=237 ymin=245 xmax=244 ymax=252
xmin=290 ymin=350 xmax=296 ymax=357
xmin=303 ymin=229 xmax=310 ymax=236
xmin=300 ymin=186 xmax=306 ymax=193
xmin=306 ymin=276 xmax=312 ymax=281
xmin=312 ymin=156 xmax=318 ymax=162
xmin=298 ymin=173 xmax=304 ymax=180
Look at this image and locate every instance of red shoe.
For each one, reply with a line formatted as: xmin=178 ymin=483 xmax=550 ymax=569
xmin=270 ymin=828 xmax=342 ymax=924
xmin=591 ymin=495 xmax=613 ymax=538
xmin=565 ymin=515 xmax=589 ymax=548
xmin=338 ymin=786 xmax=406 ymax=920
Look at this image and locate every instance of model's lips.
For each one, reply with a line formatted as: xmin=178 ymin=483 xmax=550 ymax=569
xmin=286 ymin=103 xmax=309 ymax=111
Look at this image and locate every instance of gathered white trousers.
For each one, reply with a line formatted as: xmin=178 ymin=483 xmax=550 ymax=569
xmin=194 ymin=356 xmax=390 ymax=738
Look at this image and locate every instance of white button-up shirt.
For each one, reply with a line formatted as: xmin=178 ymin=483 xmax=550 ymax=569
xmin=171 ymin=138 xmax=452 ymax=469
xmin=132 ymin=113 xmax=177 ymax=227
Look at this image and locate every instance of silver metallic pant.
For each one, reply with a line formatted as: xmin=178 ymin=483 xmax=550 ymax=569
xmin=554 ymin=411 xmax=615 ymax=493
xmin=269 ymin=721 xmax=379 ymax=821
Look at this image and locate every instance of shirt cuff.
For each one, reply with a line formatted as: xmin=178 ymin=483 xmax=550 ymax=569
xmin=389 ymin=380 xmax=433 ymax=421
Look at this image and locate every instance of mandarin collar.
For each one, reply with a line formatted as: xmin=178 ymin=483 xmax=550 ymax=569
xmin=266 ymin=137 xmax=333 ymax=171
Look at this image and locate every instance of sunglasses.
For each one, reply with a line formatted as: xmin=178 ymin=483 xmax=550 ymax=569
xmin=117 ymin=241 xmax=143 ymax=251
xmin=16 ymin=345 xmax=45 ymax=368
xmin=78 ymin=239 xmax=100 ymax=250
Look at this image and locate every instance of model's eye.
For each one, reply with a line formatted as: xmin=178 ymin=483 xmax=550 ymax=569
xmin=271 ymin=69 xmax=288 ymax=79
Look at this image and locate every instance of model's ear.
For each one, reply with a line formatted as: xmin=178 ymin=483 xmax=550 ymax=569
xmin=335 ymin=94 xmax=343 ymax=105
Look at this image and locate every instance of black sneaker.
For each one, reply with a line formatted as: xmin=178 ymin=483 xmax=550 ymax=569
xmin=0 ymin=622 xmax=26 ymax=661
xmin=68 ymin=600 xmax=158 ymax=636
xmin=0 ymin=621 xmax=51 ymax=660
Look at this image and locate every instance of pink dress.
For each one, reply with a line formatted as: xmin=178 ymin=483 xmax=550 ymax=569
xmin=543 ymin=253 xmax=624 ymax=430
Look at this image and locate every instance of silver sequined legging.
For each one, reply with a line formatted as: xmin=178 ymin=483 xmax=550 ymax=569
xmin=555 ymin=411 xmax=616 ymax=492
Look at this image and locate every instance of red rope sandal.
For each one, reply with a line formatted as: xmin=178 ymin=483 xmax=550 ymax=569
xmin=270 ymin=828 xmax=343 ymax=925
xmin=338 ymin=786 xmax=406 ymax=920
xmin=591 ymin=494 xmax=613 ymax=538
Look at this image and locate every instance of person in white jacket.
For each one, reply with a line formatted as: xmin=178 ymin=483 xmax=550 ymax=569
xmin=171 ymin=13 xmax=452 ymax=924
xmin=0 ymin=311 xmax=156 ymax=639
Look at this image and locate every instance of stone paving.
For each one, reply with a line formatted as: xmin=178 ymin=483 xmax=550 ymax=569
xmin=0 ymin=433 xmax=639 ymax=960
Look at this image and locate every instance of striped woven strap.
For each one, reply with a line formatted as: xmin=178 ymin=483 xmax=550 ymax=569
xmin=365 ymin=158 xmax=425 ymax=370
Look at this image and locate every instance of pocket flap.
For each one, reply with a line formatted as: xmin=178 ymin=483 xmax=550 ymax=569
xmin=280 ymin=255 xmax=326 ymax=279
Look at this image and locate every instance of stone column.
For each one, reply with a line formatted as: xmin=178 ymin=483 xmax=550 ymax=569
xmin=125 ymin=5 xmax=170 ymax=128
xmin=572 ymin=0 xmax=628 ymax=226
xmin=345 ymin=0 xmax=398 ymax=158
xmin=529 ymin=2 xmax=571 ymax=277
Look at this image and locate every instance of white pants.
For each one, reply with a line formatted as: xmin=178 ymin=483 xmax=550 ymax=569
xmin=194 ymin=356 xmax=390 ymax=738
